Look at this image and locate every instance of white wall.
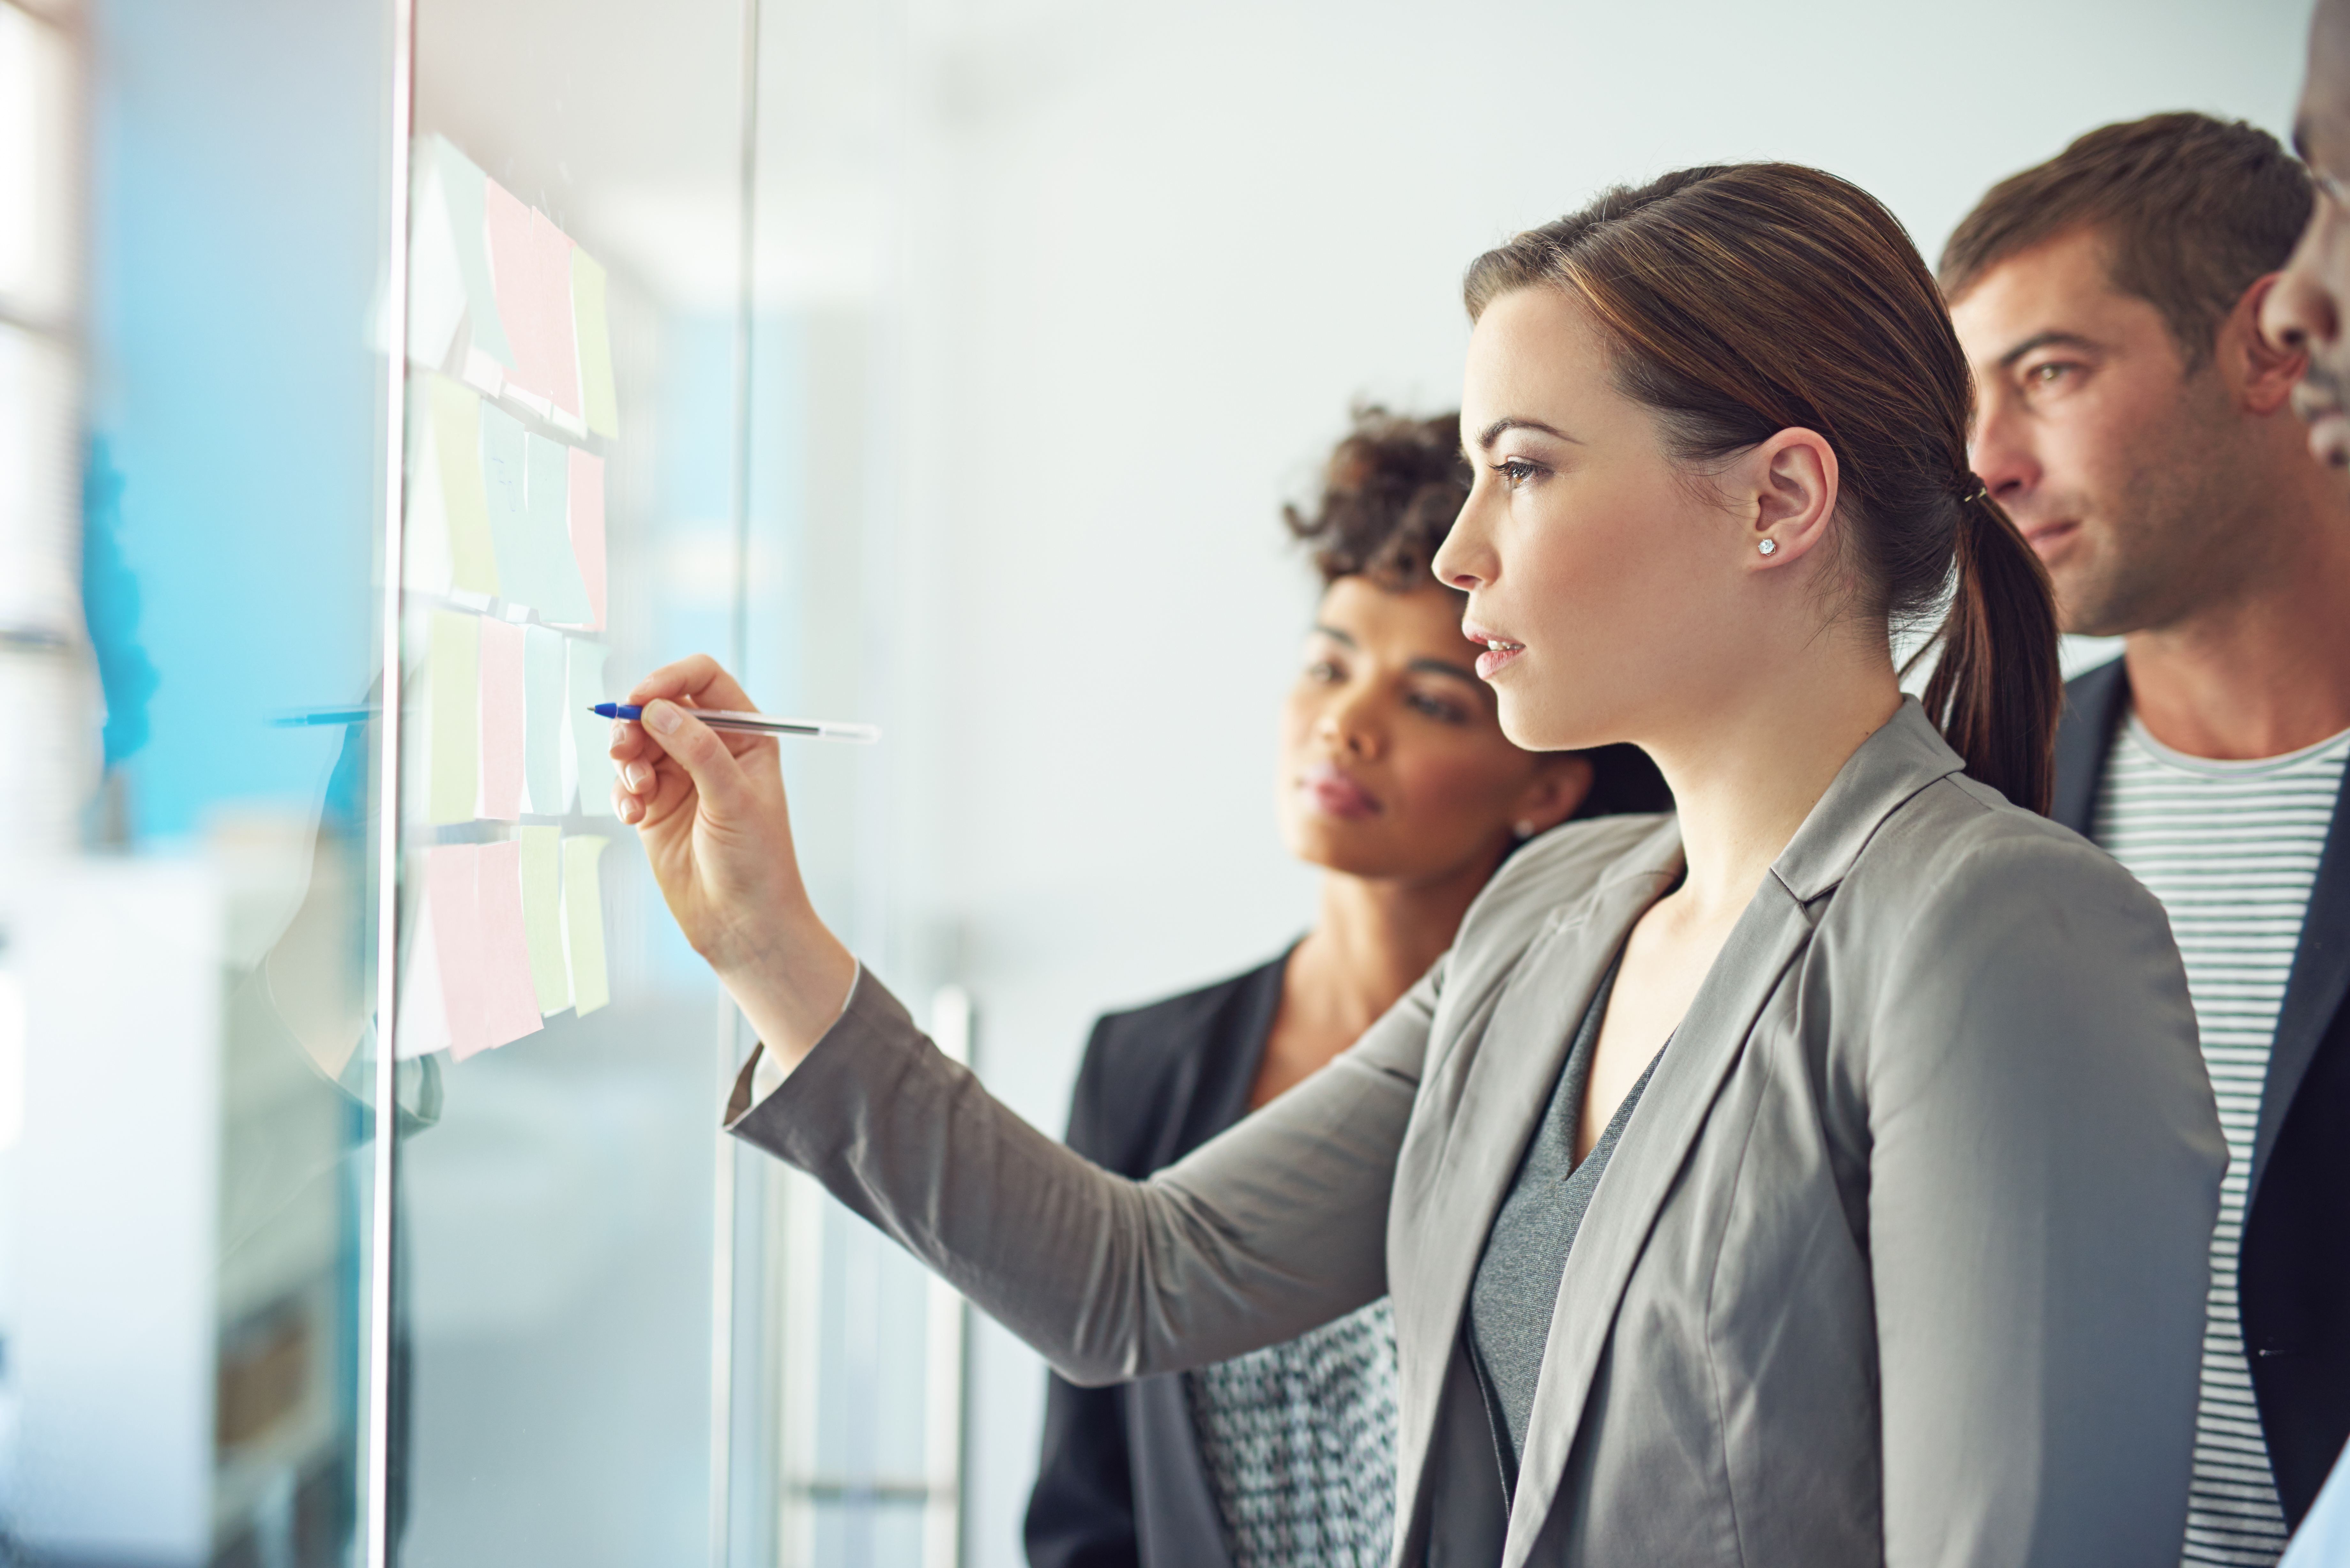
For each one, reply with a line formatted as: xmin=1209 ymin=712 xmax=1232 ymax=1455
xmin=856 ymin=3 xmax=2314 ymax=1561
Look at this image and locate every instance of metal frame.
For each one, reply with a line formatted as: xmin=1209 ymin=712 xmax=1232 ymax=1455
xmin=362 ymin=0 xmax=415 ymax=1561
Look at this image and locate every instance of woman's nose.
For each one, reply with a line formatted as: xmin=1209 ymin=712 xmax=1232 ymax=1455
xmin=1317 ymin=691 xmax=1383 ymax=758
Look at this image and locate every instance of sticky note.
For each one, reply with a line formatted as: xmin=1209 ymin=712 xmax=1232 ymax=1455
xmin=566 ymin=639 xmax=613 ymax=814
xmin=523 ymin=625 xmax=568 ymax=813
xmin=518 ymin=825 xmax=569 ymax=1014
xmin=425 ymin=843 xmax=492 ymax=1059
xmin=483 ymin=175 xmax=541 ymax=401
xmin=402 ymin=379 xmax=453 ymax=594
xmin=533 ymin=210 xmax=581 ymax=421
xmin=562 ymin=834 xmax=611 ymax=1016
xmin=564 ymin=447 xmax=607 ymax=629
xmin=430 ymin=375 xmax=498 ymax=595
xmin=572 ymin=247 xmax=619 ymax=439
xmin=427 ymin=611 xmax=480 ymax=825
xmin=479 ymin=400 xmax=537 ymax=610
xmin=406 ymin=152 xmax=468 ymax=369
xmin=431 ymin=137 xmax=514 ymax=369
xmin=394 ymin=863 xmax=452 ymax=1060
xmin=526 ymin=431 xmax=594 ymax=624
xmin=477 ymin=616 xmax=525 ymax=820
xmin=474 ymin=838 xmax=546 ymax=1048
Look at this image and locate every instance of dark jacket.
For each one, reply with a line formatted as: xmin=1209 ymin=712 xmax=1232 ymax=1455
xmin=1022 ymin=954 xmax=1290 ymax=1568
xmin=2055 ymin=657 xmax=2350 ymax=1524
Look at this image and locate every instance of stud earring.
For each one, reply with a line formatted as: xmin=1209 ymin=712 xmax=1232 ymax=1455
xmin=1513 ymin=819 xmax=1538 ymax=840
xmin=1757 ymin=538 xmax=1778 ymax=556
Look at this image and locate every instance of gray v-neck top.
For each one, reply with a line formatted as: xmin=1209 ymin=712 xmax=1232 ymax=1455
xmin=1465 ymin=957 xmax=1662 ymax=1495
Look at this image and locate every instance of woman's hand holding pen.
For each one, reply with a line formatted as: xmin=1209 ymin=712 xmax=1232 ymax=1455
xmin=609 ymin=654 xmax=858 ymax=1073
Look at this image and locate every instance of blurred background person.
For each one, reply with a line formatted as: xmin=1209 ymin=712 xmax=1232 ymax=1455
xmin=2269 ymin=0 xmax=2350 ymax=471
xmin=1022 ymin=409 xmax=1667 ymax=1568
xmin=1943 ymin=112 xmax=2350 ymax=1566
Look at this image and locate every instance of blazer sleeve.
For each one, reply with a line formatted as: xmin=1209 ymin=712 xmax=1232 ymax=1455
xmin=1861 ymin=829 xmax=2227 ymax=1567
xmin=1026 ymin=1015 xmax=1143 ymax=1568
xmin=726 ymin=962 xmax=1433 ymax=1385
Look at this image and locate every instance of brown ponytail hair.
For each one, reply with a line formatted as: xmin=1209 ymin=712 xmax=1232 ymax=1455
xmin=1463 ymin=165 xmax=2061 ymax=813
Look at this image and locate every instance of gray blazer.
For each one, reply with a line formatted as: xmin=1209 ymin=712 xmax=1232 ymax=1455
xmin=729 ymin=700 xmax=2227 ymax=1567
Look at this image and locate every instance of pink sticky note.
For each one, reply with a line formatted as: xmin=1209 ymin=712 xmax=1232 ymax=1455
xmin=474 ymin=839 xmax=546 ymax=1049
xmin=534 ymin=211 xmax=581 ymax=420
xmin=426 ymin=844 xmax=493 ymax=1060
xmin=567 ymin=447 xmax=606 ymax=629
xmin=477 ymin=616 xmax=526 ymax=820
xmin=483 ymin=178 xmax=544 ymax=400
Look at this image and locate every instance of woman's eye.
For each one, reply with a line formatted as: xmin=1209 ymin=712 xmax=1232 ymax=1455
xmin=1406 ymin=692 xmax=1467 ymax=724
xmin=1304 ymin=659 xmax=1342 ymax=682
xmin=1493 ymin=458 xmax=1541 ymax=487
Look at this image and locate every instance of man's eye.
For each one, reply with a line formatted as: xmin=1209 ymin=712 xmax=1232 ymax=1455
xmin=2027 ymin=362 xmax=2076 ymax=388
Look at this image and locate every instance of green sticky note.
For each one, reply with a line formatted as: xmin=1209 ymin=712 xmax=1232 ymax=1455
xmin=427 ymin=611 xmax=480 ymax=825
xmin=571 ymin=247 xmax=619 ymax=439
xmin=562 ymin=834 xmax=610 ymax=1016
xmin=519 ymin=824 xmax=569 ymax=1014
xmin=431 ymin=375 xmax=499 ymax=595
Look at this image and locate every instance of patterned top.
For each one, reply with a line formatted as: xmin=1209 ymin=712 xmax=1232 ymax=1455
xmin=2094 ymin=714 xmax=2350 ymax=1568
xmin=1184 ymin=1295 xmax=1400 ymax=1568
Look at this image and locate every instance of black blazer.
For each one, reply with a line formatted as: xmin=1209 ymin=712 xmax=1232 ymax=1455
xmin=2055 ymin=658 xmax=2350 ymax=1523
xmin=1022 ymin=954 xmax=1292 ymax=1568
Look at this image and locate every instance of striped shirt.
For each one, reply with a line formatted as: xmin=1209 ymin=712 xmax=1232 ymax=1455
xmin=2094 ymin=714 xmax=2350 ymax=1568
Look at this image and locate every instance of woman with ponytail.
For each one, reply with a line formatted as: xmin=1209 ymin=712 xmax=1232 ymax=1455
xmin=613 ymin=165 xmax=2224 ymax=1567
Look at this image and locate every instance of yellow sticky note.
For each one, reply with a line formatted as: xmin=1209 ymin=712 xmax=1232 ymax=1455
xmin=571 ymin=247 xmax=619 ymax=440
xmin=519 ymin=824 xmax=568 ymax=1014
xmin=427 ymin=611 xmax=480 ymax=825
xmin=430 ymin=374 xmax=499 ymax=595
xmin=562 ymin=834 xmax=610 ymax=1016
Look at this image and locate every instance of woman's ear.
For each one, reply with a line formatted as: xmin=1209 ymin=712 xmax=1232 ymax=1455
xmin=1511 ymin=753 xmax=1595 ymax=838
xmin=1740 ymin=427 xmax=1839 ymax=567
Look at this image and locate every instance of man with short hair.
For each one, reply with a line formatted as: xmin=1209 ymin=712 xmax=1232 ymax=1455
xmin=1944 ymin=112 xmax=2350 ymax=1567
xmin=2269 ymin=0 xmax=2350 ymax=470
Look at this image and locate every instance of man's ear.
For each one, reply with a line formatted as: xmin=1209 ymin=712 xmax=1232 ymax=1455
xmin=1513 ymin=753 xmax=1595 ymax=837
xmin=2232 ymin=273 xmax=2310 ymax=417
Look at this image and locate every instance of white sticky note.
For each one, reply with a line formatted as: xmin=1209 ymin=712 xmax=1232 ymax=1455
xmin=427 ymin=611 xmax=480 ymax=826
xmin=533 ymin=210 xmax=582 ymax=422
xmin=479 ymin=400 xmax=537 ymax=612
xmin=519 ymin=824 xmax=569 ymax=1014
xmin=394 ymin=859 xmax=451 ymax=1060
xmin=523 ymin=625 xmax=567 ymax=814
xmin=526 ymin=431 xmax=593 ymax=625
xmin=565 ymin=639 xmax=613 ymax=815
xmin=431 ymin=136 xmax=515 ymax=369
xmin=562 ymin=834 xmax=610 ymax=1016
xmin=406 ymin=151 xmax=468 ymax=369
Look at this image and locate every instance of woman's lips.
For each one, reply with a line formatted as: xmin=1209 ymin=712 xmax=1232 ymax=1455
xmin=1299 ymin=763 xmax=1380 ymax=821
xmin=1463 ymin=621 xmax=1525 ymax=681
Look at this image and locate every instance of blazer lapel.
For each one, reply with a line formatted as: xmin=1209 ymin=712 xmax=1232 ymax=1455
xmin=2051 ymin=656 xmax=2130 ymax=837
xmin=1499 ymin=701 xmax=1967 ymax=1565
xmin=1390 ymin=841 xmax=1680 ymax=1540
xmin=2252 ymin=759 xmax=2350 ymax=1200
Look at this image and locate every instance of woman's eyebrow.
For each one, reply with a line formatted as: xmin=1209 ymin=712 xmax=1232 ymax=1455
xmin=1309 ymin=623 xmax=1358 ymax=646
xmin=1474 ymin=416 xmax=1578 ymax=450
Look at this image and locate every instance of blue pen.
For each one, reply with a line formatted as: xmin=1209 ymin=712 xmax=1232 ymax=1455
xmin=592 ymin=702 xmax=880 ymax=744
